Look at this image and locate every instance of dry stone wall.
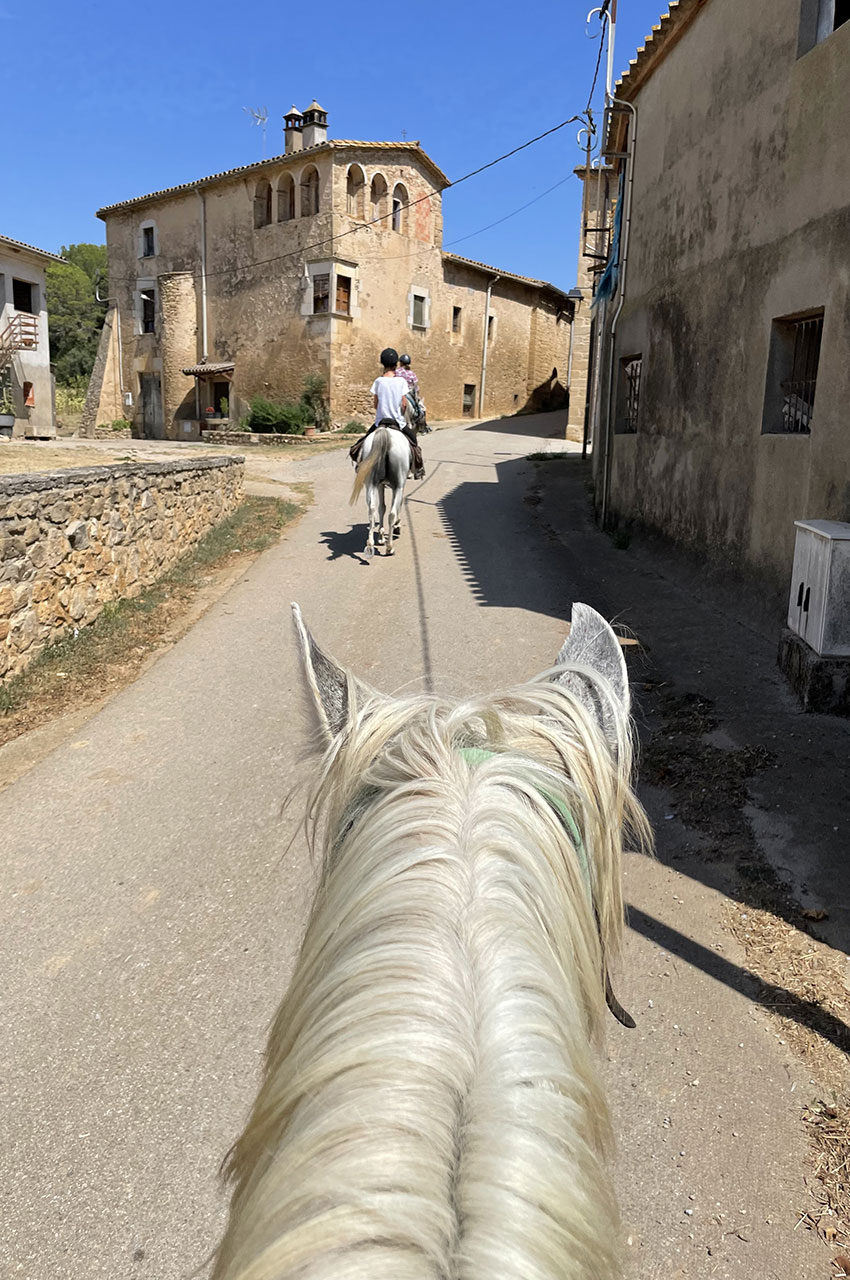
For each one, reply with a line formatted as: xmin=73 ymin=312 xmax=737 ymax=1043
xmin=0 ymin=456 xmax=243 ymax=681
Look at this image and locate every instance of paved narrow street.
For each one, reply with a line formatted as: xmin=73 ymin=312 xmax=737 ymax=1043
xmin=1 ymin=413 xmax=838 ymax=1278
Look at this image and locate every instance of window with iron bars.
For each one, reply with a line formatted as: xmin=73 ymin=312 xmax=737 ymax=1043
xmin=762 ymin=311 xmax=823 ymax=434
xmin=616 ymin=355 xmax=642 ymax=434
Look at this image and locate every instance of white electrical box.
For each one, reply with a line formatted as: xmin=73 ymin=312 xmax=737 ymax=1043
xmin=787 ymin=520 xmax=850 ymax=657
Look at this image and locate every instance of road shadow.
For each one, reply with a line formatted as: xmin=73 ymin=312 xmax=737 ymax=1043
xmin=627 ymin=905 xmax=850 ymax=1057
xmin=319 ymin=526 xmax=371 ymax=564
xmin=463 ymin=412 xmax=569 ymax=438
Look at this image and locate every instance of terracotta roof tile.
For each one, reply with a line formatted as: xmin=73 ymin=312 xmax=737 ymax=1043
xmin=96 ymin=141 xmax=450 ymax=218
xmin=442 ymin=251 xmax=570 ymax=301
xmin=614 ymin=0 xmax=711 ymax=100
xmin=0 ymin=234 xmax=65 ymax=263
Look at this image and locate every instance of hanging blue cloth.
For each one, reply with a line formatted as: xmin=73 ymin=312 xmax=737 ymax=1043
xmin=593 ymin=174 xmax=623 ymax=308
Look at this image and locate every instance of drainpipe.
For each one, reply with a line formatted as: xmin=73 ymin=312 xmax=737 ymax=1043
xmin=600 ymin=95 xmax=637 ymax=529
xmin=479 ymin=274 xmax=499 ymax=417
xmin=196 ymin=188 xmax=209 ymax=362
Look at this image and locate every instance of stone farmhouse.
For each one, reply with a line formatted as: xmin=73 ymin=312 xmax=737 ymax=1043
xmin=0 ymin=234 xmax=62 ymax=439
xmin=87 ymin=104 xmax=574 ymax=438
xmin=584 ymin=0 xmax=850 ymax=607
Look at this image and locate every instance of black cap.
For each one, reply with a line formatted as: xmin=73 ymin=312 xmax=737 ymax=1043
xmin=380 ymin=347 xmax=399 ymax=368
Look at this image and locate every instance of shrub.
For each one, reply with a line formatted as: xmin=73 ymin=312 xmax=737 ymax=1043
xmin=247 ymin=395 xmax=311 ymax=434
xmin=343 ymin=419 xmax=365 ymax=434
xmin=55 ymin=378 xmax=88 ymax=416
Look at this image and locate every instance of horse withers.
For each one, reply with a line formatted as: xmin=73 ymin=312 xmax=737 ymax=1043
xmin=349 ymin=422 xmax=411 ymax=558
xmin=212 ymin=603 xmax=651 ymax=1280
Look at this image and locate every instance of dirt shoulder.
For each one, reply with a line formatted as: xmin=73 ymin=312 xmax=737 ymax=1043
xmin=0 ymin=490 xmax=312 ymax=787
xmin=530 ymin=455 xmax=850 ymax=1276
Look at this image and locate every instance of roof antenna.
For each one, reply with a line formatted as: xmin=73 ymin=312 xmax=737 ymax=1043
xmin=243 ymin=105 xmax=269 ymax=158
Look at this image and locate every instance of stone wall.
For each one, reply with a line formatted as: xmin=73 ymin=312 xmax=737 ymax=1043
xmin=0 ymin=456 xmax=243 ymax=681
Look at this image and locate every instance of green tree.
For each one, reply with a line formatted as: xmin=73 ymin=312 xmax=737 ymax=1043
xmin=46 ymin=244 xmax=108 ymax=385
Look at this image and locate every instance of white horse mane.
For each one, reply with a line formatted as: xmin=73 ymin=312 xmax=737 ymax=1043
xmin=212 ymin=606 xmax=651 ymax=1280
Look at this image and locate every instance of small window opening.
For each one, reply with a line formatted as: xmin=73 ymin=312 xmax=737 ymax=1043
xmin=391 ymin=183 xmax=408 ymax=233
xmin=254 ymin=181 xmax=273 ymax=228
xmin=278 ymin=175 xmax=295 ymax=222
xmin=12 ymin=279 xmax=34 ymax=313
xmin=370 ymin=174 xmax=388 ymax=224
xmin=346 ymin=165 xmax=365 ymax=219
xmin=313 ymin=273 xmax=330 ymax=314
xmin=141 ymin=226 xmax=155 ymax=257
xmin=762 ymin=310 xmax=824 ymax=434
xmin=617 ymin=355 xmax=642 ymax=434
xmin=487 ymin=314 xmax=494 ymax=340
xmin=23 ymin=381 xmax=34 ymax=407
xmin=452 ymin=305 xmax=462 ymax=334
xmin=462 ymin=383 xmax=476 ymax=417
xmin=335 ymin=274 xmax=351 ymax=315
xmin=301 ymin=168 xmax=320 ymax=218
xmin=141 ymin=288 xmax=156 ymax=333
xmin=412 ymin=293 xmax=426 ymax=328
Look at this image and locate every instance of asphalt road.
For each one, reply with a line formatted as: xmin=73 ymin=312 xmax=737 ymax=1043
xmin=0 ymin=414 xmax=829 ymax=1278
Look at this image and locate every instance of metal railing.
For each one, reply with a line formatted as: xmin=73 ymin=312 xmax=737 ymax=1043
xmin=0 ymin=311 xmax=39 ymax=374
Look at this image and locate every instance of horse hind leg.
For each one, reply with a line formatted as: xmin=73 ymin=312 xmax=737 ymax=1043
xmin=364 ymin=484 xmax=379 ymax=559
xmin=385 ymin=482 xmax=405 ymax=555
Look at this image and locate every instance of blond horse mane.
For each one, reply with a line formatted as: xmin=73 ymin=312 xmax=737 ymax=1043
xmin=212 ymin=610 xmax=651 ymax=1280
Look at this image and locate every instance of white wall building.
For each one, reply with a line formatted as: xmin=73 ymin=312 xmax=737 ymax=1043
xmin=0 ymin=235 xmax=62 ymax=438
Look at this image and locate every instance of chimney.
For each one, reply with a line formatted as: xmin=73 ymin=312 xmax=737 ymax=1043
xmin=284 ymin=105 xmax=303 ymax=154
xmin=302 ymin=100 xmax=328 ymax=150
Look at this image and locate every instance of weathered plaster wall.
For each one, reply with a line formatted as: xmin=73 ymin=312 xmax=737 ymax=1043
xmin=0 ymin=457 xmax=243 ymax=680
xmin=604 ymin=0 xmax=850 ymax=602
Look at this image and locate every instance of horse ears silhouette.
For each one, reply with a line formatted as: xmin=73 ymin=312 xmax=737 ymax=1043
xmin=292 ymin=601 xmax=629 ymax=747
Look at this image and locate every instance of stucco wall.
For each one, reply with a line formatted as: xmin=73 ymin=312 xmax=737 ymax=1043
xmin=602 ymin=0 xmax=850 ymax=602
xmin=0 ymin=457 xmax=243 ymax=681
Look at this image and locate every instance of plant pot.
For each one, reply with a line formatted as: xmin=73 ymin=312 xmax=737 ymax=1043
xmin=0 ymin=413 xmax=14 ymax=439
xmin=304 ymin=426 xmax=316 ymax=439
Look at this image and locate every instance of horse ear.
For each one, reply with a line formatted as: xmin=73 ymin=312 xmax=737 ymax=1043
xmin=552 ymin=603 xmax=630 ymax=739
xmin=292 ymin=603 xmax=371 ymax=742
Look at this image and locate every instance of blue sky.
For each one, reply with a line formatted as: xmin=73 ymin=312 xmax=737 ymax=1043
xmin=5 ymin=0 xmax=665 ymax=288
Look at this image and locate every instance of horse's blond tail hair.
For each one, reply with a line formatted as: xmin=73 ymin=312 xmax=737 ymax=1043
xmin=213 ymin=675 xmax=651 ymax=1280
xmin=349 ymin=429 xmax=386 ymax=505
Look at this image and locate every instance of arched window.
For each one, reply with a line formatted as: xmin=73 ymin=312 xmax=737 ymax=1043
xmin=346 ymin=164 xmax=366 ymax=219
xmin=370 ymin=173 xmax=388 ymax=225
xmin=300 ymin=166 xmax=320 ymax=218
xmin=277 ymin=174 xmax=295 ymax=222
xmin=391 ymin=183 xmax=408 ymax=234
xmin=254 ymin=180 xmax=272 ymax=229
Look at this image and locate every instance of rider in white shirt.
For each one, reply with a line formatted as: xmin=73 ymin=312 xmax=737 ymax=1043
xmin=350 ymin=347 xmax=425 ymax=478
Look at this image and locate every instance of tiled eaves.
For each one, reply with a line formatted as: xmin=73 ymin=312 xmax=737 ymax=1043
xmin=0 ymin=234 xmax=65 ymax=263
xmin=442 ymin=251 xmax=572 ymax=303
xmin=614 ymin=0 xmax=711 ymax=102
xmin=96 ymin=141 xmax=451 ymax=219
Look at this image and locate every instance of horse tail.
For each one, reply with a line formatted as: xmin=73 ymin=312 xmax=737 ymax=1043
xmin=349 ymin=428 xmax=389 ymax=506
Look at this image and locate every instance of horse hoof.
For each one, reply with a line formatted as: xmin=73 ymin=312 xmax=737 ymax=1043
xmin=375 ymin=532 xmax=385 ymax=546
xmin=365 ymin=545 xmax=374 ymax=560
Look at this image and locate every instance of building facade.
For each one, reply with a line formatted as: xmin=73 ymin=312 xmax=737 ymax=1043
xmin=589 ymin=0 xmax=850 ymax=606
xmin=0 ymin=235 xmax=61 ymax=438
xmin=89 ymin=106 xmax=573 ymax=439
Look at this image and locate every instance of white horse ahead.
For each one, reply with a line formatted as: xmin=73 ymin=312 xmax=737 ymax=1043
xmin=349 ymin=423 xmax=411 ymax=558
xmin=212 ymin=603 xmax=651 ymax=1280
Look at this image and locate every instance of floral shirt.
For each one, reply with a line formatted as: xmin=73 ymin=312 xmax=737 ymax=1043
xmin=396 ymin=367 xmax=419 ymax=393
